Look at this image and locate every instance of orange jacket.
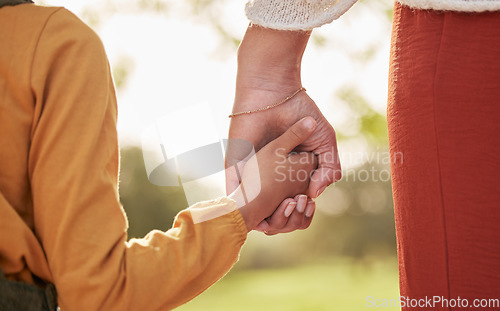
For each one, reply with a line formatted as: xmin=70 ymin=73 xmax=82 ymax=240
xmin=0 ymin=4 xmax=247 ymax=310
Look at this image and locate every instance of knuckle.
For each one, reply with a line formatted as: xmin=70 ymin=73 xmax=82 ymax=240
xmin=271 ymin=219 xmax=287 ymax=230
xmin=289 ymin=216 xmax=303 ymax=228
xmin=334 ymin=169 xmax=342 ymax=182
xmin=300 ymin=221 xmax=312 ymax=230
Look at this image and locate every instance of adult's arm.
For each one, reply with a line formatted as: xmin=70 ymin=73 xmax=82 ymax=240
xmin=228 ymin=25 xmax=343 ymax=199
xmin=228 ymin=0 xmax=357 ymax=195
xmin=226 ymin=0 xmax=358 ymax=233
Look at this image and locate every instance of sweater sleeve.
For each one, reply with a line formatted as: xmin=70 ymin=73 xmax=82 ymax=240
xmin=245 ymin=0 xmax=358 ymax=30
xmin=28 ymin=8 xmax=247 ymax=310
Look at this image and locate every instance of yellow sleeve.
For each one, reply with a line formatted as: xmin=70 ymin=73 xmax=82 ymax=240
xmin=28 ymin=8 xmax=247 ymax=310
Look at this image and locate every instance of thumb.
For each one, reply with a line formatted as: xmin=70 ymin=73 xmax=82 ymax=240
xmin=271 ymin=117 xmax=316 ymax=154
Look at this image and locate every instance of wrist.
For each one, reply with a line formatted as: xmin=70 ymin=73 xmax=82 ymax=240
xmin=237 ymin=24 xmax=310 ymax=67
xmin=229 ymin=185 xmax=257 ymax=232
xmin=238 ymin=204 xmax=257 ymax=232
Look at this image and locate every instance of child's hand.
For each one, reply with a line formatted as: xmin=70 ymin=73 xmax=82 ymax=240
xmin=230 ymin=117 xmax=318 ymax=232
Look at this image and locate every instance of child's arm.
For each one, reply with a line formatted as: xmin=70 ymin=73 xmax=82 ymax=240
xmin=23 ymin=7 xmax=317 ymax=310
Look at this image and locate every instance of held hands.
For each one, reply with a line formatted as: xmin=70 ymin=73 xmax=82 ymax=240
xmin=230 ymin=117 xmax=318 ymax=233
xmin=227 ymin=87 xmax=341 ymax=234
xmin=226 ymin=25 xmax=342 ymax=234
xmin=227 ymin=90 xmax=341 ymax=199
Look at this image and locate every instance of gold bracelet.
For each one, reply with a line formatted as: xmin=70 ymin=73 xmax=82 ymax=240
xmin=228 ymin=87 xmax=306 ymax=118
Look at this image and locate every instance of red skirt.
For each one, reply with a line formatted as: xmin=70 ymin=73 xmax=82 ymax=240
xmin=388 ymin=3 xmax=500 ymax=309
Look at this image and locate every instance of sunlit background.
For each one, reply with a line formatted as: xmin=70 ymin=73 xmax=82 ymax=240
xmin=40 ymin=0 xmax=400 ymax=309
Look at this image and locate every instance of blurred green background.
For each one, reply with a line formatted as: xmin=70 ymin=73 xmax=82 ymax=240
xmin=43 ymin=0 xmax=401 ymax=309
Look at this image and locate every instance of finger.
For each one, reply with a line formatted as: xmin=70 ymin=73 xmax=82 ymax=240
xmin=271 ymin=117 xmax=316 ymax=155
xmin=266 ymin=198 xmax=307 ymax=235
xmin=280 ymin=204 xmax=306 ymax=233
xmin=302 ymin=200 xmax=316 ymax=230
xmin=300 ymin=213 xmax=314 ymax=230
xmin=308 ymin=149 xmax=342 ymax=199
xmin=265 ymin=199 xmax=317 ymax=235
xmin=304 ymin=199 xmax=315 ymax=218
xmin=295 ymin=194 xmax=308 ymax=213
xmin=255 ymin=219 xmax=270 ymax=233
xmin=266 ymin=198 xmax=296 ymax=230
xmin=287 ymin=151 xmax=318 ymax=171
xmin=281 ymin=197 xmax=314 ymax=232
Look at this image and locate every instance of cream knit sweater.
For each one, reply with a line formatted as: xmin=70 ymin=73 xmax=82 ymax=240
xmin=245 ymin=0 xmax=500 ymax=30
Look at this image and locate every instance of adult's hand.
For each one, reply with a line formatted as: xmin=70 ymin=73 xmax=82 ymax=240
xmin=226 ymin=25 xmax=342 ymax=200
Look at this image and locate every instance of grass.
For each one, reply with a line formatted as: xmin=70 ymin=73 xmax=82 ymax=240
xmin=177 ymin=259 xmax=401 ymax=311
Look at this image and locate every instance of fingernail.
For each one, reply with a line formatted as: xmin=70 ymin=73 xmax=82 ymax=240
xmin=296 ymin=195 xmax=307 ymax=213
xmin=315 ymin=186 xmax=327 ymax=198
xmin=284 ymin=202 xmax=296 ymax=217
xmin=302 ymin=117 xmax=315 ymax=130
xmin=256 ymin=221 xmax=268 ymax=232
xmin=305 ymin=201 xmax=315 ymax=217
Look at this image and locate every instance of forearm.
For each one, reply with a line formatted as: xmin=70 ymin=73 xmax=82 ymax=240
xmin=47 ymin=196 xmax=246 ymax=310
xmin=236 ymin=0 xmax=359 ymax=103
xmin=116 ymin=205 xmax=247 ymax=310
xmin=235 ymin=25 xmax=311 ymax=103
